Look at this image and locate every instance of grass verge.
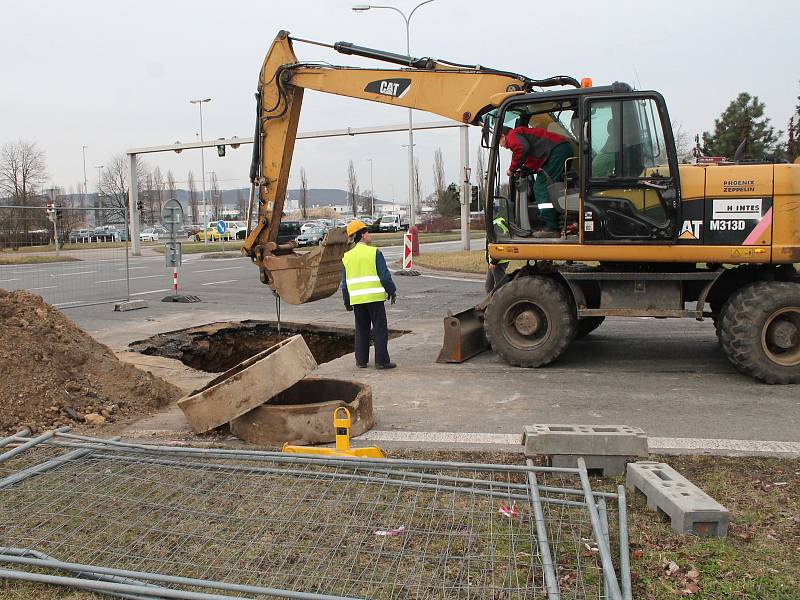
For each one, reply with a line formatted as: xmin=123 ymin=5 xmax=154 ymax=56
xmin=153 ymin=241 xmax=244 ymax=255
xmin=0 ymin=255 xmax=81 ymax=265
xmin=413 ymin=249 xmax=528 ymax=275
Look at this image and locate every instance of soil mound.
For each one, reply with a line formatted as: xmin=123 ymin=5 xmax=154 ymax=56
xmin=0 ymin=289 xmax=181 ymax=435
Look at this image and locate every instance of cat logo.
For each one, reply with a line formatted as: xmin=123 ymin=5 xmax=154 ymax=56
xmin=364 ymin=78 xmax=411 ymax=99
xmin=679 ymin=220 xmax=702 ymax=240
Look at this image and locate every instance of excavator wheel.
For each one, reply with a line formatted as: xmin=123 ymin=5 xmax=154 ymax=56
xmin=484 ymin=275 xmax=576 ymax=368
xmin=718 ymin=281 xmax=800 ymax=384
xmin=576 ymin=316 xmax=605 ymax=339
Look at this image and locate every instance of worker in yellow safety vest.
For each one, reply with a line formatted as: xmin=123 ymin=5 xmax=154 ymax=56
xmin=486 ymin=216 xmax=511 ymax=294
xmin=341 ymin=220 xmax=398 ymax=369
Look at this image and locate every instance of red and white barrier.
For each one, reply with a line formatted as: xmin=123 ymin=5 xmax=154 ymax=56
xmin=173 ymin=268 xmax=178 ymax=293
xmin=403 ymin=232 xmax=413 ymax=270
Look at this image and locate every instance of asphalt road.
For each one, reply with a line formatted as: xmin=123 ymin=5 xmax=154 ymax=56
xmin=4 ymin=238 xmax=799 ymax=448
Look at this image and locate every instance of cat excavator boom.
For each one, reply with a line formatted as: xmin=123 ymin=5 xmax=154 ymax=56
xmin=241 ymin=30 xmax=575 ymax=304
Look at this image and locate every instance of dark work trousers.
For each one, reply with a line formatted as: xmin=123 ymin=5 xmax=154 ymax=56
xmin=353 ymin=301 xmax=390 ymax=366
xmin=484 ymin=262 xmax=509 ymax=294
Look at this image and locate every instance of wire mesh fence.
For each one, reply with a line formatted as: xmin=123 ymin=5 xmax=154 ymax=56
xmin=0 ymin=430 xmax=630 ymax=600
xmin=0 ymin=206 xmax=130 ymax=308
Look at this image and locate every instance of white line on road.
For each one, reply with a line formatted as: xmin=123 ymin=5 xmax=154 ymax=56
xmin=120 ymin=266 xmax=148 ymax=271
xmin=130 ymin=289 xmax=171 ymax=296
xmin=193 ymin=266 xmax=244 ymax=273
xmin=96 ymin=274 xmax=165 ymax=283
xmin=0 ymin=279 xmax=20 ymax=283
xmin=51 ymin=271 xmax=97 ymax=277
xmin=420 ymin=274 xmax=483 ymax=284
xmin=201 ymin=279 xmax=237 ymax=286
xmin=358 ymin=430 xmax=800 ymax=456
xmin=29 ymin=285 xmax=57 ymax=290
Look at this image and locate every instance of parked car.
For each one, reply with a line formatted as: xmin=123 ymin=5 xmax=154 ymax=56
xmin=140 ymin=227 xmax=160 ymax=242
xmin=296 ymin=226 xmax=327 ymax=247
xmin=366 ymin=217 xmax=383 ymax=233
xmin=279 ymin=221 xmax=301 ymax=244
xmin=69 ymin=228 xmax=94 ymax=243
xmin=378 ymin=214 xmax=408 ymax=232
xmin=300 ymin=220 xmax=322 ymax=234
xmin=195 ymin=221 xmax=239 ymax=241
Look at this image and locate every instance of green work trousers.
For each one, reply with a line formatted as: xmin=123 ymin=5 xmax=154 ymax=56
xmin=532 ymin=142 xmax=573 ymax=230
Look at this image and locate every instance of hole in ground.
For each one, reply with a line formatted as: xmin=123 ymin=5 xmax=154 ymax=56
xmin=130 ymin=320 xmax=405 ymax=373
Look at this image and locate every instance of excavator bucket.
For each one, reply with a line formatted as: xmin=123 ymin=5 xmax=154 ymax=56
xmin=436 ymin=306 xmax=490 ymax=363
xmin=265 ymin=228 xmax=350 ymax=305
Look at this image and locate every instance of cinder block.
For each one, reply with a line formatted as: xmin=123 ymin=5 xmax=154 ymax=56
xmin=549 ymin=454 xmax=628 ymax=476
xmin=523 ymin=424 xmax=648 ymax=456
xmin=114 ymin=299 xmax=148 ymax=311
xmin=626 ymin=461 xmax=729 ymax=537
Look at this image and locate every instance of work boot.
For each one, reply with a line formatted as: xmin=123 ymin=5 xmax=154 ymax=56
xmin=532 ymin=228 xmax=560 ymax=238
xmin=356 ymin=363 xmax=368 ymax=368
xmin=376 ymin=362 xmax=397 ymax=370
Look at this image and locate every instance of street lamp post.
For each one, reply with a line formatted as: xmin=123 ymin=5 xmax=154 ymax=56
xmin=190 ymin=97 xmax=212 ymax=245
xmin=366 ymin=158 xmax=374 ymax=216
xmin=81 ymin=145 xmax=88 ymax=210
xmin=94 ymin=165 xmax=104 ymax=225
xmin=353 ymin=0 xmax=436 ymax=227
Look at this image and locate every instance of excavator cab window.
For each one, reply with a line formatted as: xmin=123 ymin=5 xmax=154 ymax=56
xmin=582 ymin=92 xmax=680 ymax=242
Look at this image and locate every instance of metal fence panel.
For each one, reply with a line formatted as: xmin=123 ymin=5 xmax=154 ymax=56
xmin=0 ymin=431 xmax=630 ymax=600
xmin=0 ymin=206 xmax=129 ymax=308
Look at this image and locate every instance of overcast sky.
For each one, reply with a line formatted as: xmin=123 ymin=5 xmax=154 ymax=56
xmin=1 ymin=0 xmax=796 ymax=203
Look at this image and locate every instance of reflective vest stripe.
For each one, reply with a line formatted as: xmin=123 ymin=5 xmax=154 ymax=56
xmin=537 ymin=202 xmax=554 ymax=209
xmin=349 ymin=287 xmax=387 ymax=297
xmin=346 ymin=275 xmax=381 ymax=285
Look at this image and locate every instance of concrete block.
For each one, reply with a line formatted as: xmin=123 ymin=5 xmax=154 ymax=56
xmin=627 ymin=461 xmax=729 ymax=537
xmin=549 ymin=454 xmax=628 ymax=476
xmin=523 ymin=424 xmax=649 ymax=456
xmin=178 ymin=335 xmax=317 ymax=433
xmin=231 ymin=378 xmax=373 ymax=446
xmin=114 ymin=299 xmax=148 ymax=311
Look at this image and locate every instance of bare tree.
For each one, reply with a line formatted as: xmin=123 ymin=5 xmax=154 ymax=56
xmin=166 ymin=170 xmax=177 ymax=200
xmin=152 ymin=167 xmax=164 ymax=222
xmin=299 ymin=167 xmax=309 ymax=219
xmin=433 ymin=148 xmax=447 ymax=212
xmin=143 ymin=172 xmax=157 ymax=226
xmin=0 ymin=140 xmax=47 ymax=205
xmin=475 ymin=148 xmax=487 ymax=211
xmin=210 ymin=172 xmax=222 ymax=220
xmin=187 ymin=171 xmax=198 ymax=224
xmin=236 ymin=188 xmax=246 ymax=221
xmin=99 ymin=154 xmax=148 ymax=226
xmin=347 ymin=160 xmax=358 ymax=216
xmin=413 ymin=156 xmax=424 ymax=211
xmin=672 ymin=122 xmax=694 ymax=164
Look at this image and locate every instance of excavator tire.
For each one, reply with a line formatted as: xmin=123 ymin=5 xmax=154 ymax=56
xmin=576 ymin=316 xmax=605 ymax=339
xmin=718 ymin=281 xmax=800 ymax=384
xmin=484 ymin=275 xmax=576 ymax=368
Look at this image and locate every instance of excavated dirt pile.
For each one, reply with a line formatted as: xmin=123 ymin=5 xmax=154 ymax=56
xmin=0 ymin=289 xmax=182 ymax=435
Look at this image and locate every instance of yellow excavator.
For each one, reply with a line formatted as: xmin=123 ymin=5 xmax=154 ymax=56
xmin=243 ymin=31 xmax=800 ymax=384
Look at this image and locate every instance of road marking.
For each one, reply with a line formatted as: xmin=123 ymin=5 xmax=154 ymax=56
xmin=420 ymin=274 xmax=483 ymax=284
xmin=201 ymin=279 xmax=237 ymax=286
xmin=130 ymin=289 xmax=171 ymax=296
xmin=120 ymin=266 xmax=148 ymax=271
xmin=0 ymin=278 xmax=20 ymax=283
xmin=96 ymin=274 xmax=165 ymax=283
xmin=358 ymin=430 xmax=800 ymax=456
xmin=29 ymin=285 xmax=57 ymax=290
xmin=51 ymin=270 xmax=97 ymax=277
xmin=194 ymin=266 xmax=244 ymax=273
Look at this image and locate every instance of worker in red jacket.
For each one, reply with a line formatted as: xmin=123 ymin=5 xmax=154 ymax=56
xmin=500 ymin=126 xmax=574 ymax=238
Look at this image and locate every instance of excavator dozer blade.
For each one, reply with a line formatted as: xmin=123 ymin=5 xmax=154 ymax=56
xmin=265 ymin=228 xmax=350 ymax=305
xmin=436 ymin=307 xmax=490 ymax=363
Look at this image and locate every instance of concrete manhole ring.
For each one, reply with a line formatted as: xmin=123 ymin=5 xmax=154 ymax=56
xmin=230 ymin=377 xmax=374 ymax=446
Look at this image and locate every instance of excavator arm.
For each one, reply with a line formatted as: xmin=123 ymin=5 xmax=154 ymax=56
xmin=241 ymin=30 xmax=561 ymax=304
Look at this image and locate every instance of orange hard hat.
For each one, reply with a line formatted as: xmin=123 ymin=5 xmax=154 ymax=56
xmin=346 ymin=220 xmax=367 ymax=237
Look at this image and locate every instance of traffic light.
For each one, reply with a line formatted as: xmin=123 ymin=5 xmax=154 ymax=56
xmin=137 ymin=199 xmax=144 ymax=212
xmin=55 ymin=209 xmax=63 ymax=221
xmin=471 ymin=185 xmax=479 ymax=211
